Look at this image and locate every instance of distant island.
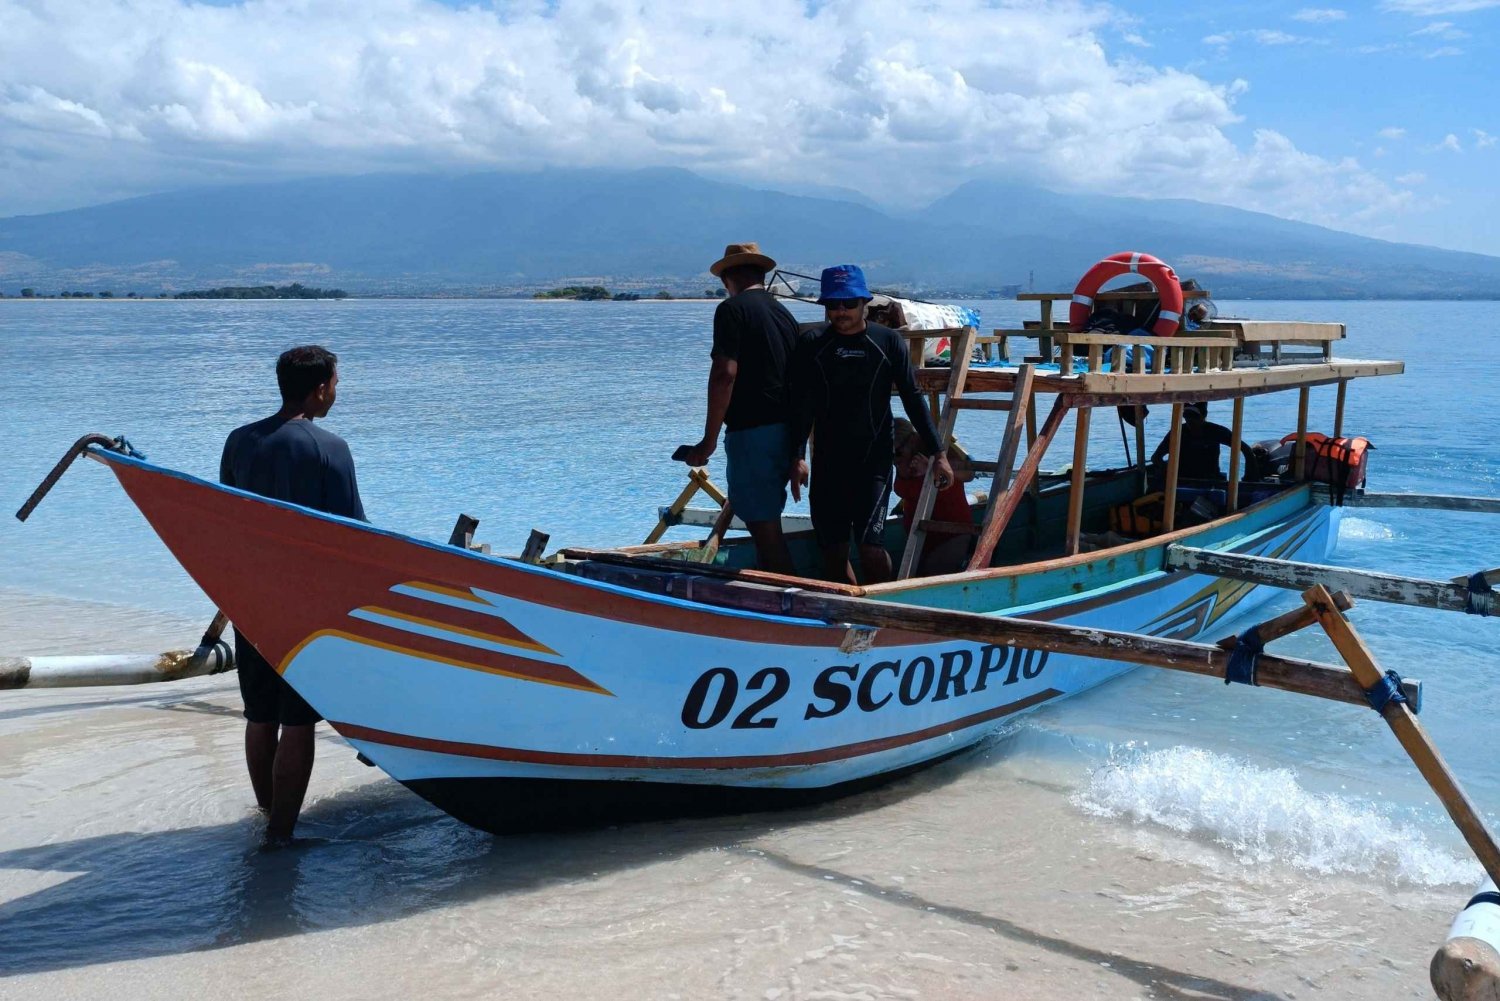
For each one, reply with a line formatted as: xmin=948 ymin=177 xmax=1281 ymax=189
xmin=174 ymin=282 xmax=347 ymax=300
xmin=533 ymin=285 xmax=725 ymax=301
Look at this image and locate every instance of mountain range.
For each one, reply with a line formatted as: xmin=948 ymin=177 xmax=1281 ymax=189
xmin=2 ymin=167 xmax=1497 ymax=298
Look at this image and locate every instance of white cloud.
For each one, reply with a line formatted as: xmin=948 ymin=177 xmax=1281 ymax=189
xmin=1357 ymin=42 xmax=1401 ymax=52
xmin=1475 ymin=129 xmax=1498 ymax=148
xmin=1121 ymin=32 xmax=1151 ymax=47
xmin=1250 ymin=29 xmax=1317 ymax=44
xmin=1434 ymin=133 xmax=1464 ymax=152
xmin=1424 ymin=45 xmax=1465 ymax=56
xmin=0 ymin=0 xmax=1417 ymax=240
xmin=1412 ymin=20 xmax=1469 ymax=36
xmin=1292 ymin=8 xmax=1348 ymax=21
xmin=1380 ymin=0 xmax=1500 ymax=13
xmin=1395 ymin=171 xmax=1427 ymax=184
xmin=1377 ymin=126 xmax=1407 ymax=139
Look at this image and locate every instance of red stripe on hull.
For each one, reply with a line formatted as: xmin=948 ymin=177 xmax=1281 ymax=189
xmin=104 ymin=459 xmax=873 ymax=669
xmin=362 ymin=594 xmax=554 ymax=653
xmin=322 ymin=619 xmax=605 ymax=693
xmin=331 ymin=687 xmax=1062 ymax=771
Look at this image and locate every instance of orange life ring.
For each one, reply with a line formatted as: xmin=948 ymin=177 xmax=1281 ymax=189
xmin=1069 ymin=251 xmax=1185 ymax=337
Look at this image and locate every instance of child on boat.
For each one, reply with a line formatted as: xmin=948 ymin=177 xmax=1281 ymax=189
xmin=892 ymin=419 xmax=974 ymax=577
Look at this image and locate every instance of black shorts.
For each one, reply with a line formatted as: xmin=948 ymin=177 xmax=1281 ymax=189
xmin=236 ymin=629 xmax=322 ymax=726
xmin=810 ymin=464 xmax=893 ymax=549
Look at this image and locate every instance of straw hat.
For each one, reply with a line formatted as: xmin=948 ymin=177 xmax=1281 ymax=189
xmin=709 ymin=242 xmax=776 ymax=277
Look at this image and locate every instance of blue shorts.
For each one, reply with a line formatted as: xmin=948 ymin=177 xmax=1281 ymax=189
xmin=724 ymin=422 xmax=793 ymax=523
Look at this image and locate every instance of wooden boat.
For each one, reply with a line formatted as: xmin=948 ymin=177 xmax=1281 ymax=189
xmin=60 ymin=285 xmax=1406 ymax=834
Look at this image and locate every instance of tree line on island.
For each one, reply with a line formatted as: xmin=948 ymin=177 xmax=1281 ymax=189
xmin=533 ymin=285 xmax=727 ymax=301
xmin=4 ymin=282 xmax=346 ymax=300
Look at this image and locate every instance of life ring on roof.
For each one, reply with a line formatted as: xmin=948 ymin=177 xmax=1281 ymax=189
xmin=1069 ymin=251 xmax=1185 ymax=337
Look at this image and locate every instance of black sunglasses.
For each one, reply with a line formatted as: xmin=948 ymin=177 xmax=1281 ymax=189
xmin=824 ymin=299 xmax=865 ymax=311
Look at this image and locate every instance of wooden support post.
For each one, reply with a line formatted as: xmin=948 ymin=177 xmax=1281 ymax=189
xmin=1065 ymin=406 xmax=1091 ymax=555
xmin=1215 ymin=590 xmax=1354 ymax=650
xmin=1025 ymin=389 xmax=1041 ymax=502
xmin=1334 ymin=380 xmax=1347 ymax=439
xmin=969 ymin=395 xmax=1070 ymax=571
xmin=1228 ymin=396 xmax=1244 ymax=512
xmin=693 ymin=469 xmax=729 ymax=507
xmin=521 ymin=529 xmax=550 ymax=564
xmin=897 ymin=328 xmax=977 ymax=580
xmin=644 ymin=474 xmax=706 ymax=544
xmin=1294 ymin=386 xmax=1310 ymax=481
xmin=1152 ymin=345 xmax=1168 ymax=375
xmin=1303 ymin=584 xmax=1500 ymax=885
xmin=1087 ymin=343 xmax=1102 ymax=373
xmin=448 ymin=513 xmax=480 ymax=549
xmin=700 ymin=500 xmax=735 ymax=564
xmin=1162 ymin=403 xmax=1184 ymax=534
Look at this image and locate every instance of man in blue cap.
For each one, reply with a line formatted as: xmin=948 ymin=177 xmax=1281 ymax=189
xmin=787 ymin=264 xmax=953 ymax=584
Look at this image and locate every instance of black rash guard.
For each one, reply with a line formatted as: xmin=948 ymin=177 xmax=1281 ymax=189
xmin=789 ymin=321 xmax=943 ymax=471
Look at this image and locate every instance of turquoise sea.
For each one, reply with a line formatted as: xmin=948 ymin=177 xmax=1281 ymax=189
xmin=2 ymin=297 xmax=1498 ymax=886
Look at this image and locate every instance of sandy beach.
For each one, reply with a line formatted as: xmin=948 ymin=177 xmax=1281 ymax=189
xmin=0 ymin=589 xmax=1461 ymax=1000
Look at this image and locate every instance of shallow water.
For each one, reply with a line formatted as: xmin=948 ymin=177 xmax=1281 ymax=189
xmin=1 ymin=298 xmax=1497 ymax=996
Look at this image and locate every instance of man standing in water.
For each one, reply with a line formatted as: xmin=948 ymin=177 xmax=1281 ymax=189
xmin=220 ymin=345 xmax=365 ymax=848
xmin=673 ymin=242 xmax=800 ymax=574
xmin=788 ymin=264 xmax=953 ymax=584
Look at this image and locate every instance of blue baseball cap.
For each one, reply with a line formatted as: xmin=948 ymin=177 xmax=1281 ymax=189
xmin=817 ymin=264 xmax=871 ymax=304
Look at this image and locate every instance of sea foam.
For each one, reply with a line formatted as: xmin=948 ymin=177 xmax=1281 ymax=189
xmin=1075 ymin=745 xmax=1476 ymax=887
xmin=1338 ymin=515 xmax=1400 ymax=543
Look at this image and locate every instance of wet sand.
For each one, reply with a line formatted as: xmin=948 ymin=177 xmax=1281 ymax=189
xmin=0 ymin=591 xmax=1459 ymax=1000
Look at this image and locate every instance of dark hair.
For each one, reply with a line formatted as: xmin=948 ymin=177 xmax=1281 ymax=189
xmin=276 ymin=345 xmax=338 ymax=403
xmin=720 ymin=263 xmax=768 ymax=286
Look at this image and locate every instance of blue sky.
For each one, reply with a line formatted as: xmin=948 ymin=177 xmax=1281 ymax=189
xmin=1118 ymin=0 xmax=1498 ymax=253
xmin=0 ymin=0 xmax=1496 ymax=255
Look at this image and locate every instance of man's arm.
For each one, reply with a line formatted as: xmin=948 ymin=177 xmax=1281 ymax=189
xmin=674 ymin=304 xmax=740 ymax=466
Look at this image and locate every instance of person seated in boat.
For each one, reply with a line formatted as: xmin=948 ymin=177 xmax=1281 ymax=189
xmin=673 ymin=242 xmax=800 ymax=575
xmin=891 ymin=418 xmax=974 ymax=577
xmin=220 ymin=344 xmax=366 ymax=849
xmin=787 ymin=264 xmax=953 ymax=585
xmin=1149 ymin=400 xmax=1255 ymax=483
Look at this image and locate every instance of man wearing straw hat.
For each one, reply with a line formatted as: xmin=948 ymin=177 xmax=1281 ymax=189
xmin=673 ymin=242 xmax=800 ymax=574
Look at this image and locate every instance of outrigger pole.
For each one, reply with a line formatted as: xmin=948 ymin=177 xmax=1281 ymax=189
xmin=1166 ymin=545 xmax=1497 ymax=617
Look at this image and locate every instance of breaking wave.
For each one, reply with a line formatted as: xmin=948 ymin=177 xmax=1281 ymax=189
xmin=1075 ymin=745 xmax=1476 ymax=887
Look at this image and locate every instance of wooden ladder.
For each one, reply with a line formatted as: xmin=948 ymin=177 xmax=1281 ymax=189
xmin=896 ymin=334 xmax=1036 ymax=579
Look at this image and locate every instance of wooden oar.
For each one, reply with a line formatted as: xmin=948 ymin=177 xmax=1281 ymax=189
xmin=1303 ymin=583 xmax=1500 ymax=885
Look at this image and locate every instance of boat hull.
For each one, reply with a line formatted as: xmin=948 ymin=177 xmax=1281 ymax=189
xmin=96 ymin=451 xmax=1338 ymax=833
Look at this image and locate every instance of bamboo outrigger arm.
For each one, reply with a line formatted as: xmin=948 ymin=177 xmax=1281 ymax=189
xmin=1166 ymin=545 xmax=1499 ymax=617
xmin=1 ymin=612 xmax=233 ymax=690
xmin=564 ymin=561 xmax=1421 ymax=712
xmin=1315 ymin=487 xmax=1500 ymax=515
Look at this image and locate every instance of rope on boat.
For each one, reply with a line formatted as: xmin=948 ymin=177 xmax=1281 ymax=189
xmin=1466 ymin=572 xmax=1496 ymax=617
xmin=1364 ymin=669 xmax=1410 ymax=714
xmin=1223 ymin=625 xmax=1263 ymax=686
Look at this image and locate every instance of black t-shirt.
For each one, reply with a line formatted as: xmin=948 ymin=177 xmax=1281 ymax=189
xmin=1153 ymin=420 xmax=1237 ymax=480
xmin=711 ymin=288 xmax=801 ymax=431
xmin=220 ymin=415 xmax=367 ymax=521
xmin=789 ymin=321 xmax=943 ymax=471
